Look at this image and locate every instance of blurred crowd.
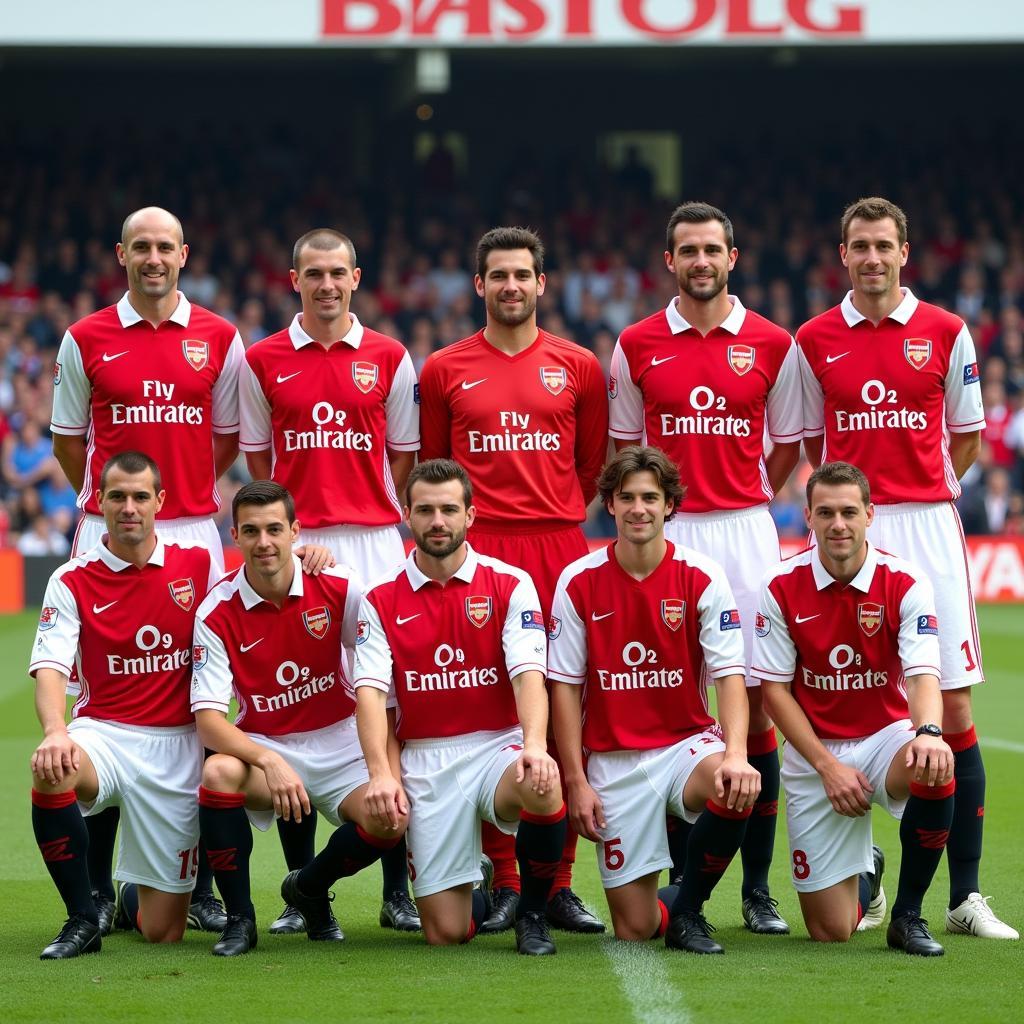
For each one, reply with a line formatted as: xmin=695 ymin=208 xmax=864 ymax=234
xmin=2 ymin=125 xmax=1023 ymax=551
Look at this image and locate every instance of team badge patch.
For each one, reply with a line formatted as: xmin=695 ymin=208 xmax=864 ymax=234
xmin=540 ymin=366 xmax=567 ymax=396
xmin=547 ymin=616 xmax=562 ymax=640
xmin=303 ymin=606 xmax=331 ymax=640
xmin=963 ymin=362 xmax=981 ymax=385
xmin=182 ymin=339 xmax=209 ymax=371
xmin=352 ymin=361 xmax=379 ymax=394
xmin=53 ymin=362 xmax=62 ymax=386
xmin=754 ymin=612 xmax=770 ymax=638
xmin=608 ymin=374 xmax=617 ymax=399
xmin=168 ymin=578 xmax=195 ymax=611
xmin=661 ymin=599 xmax=685 ymax=632
xmin=38 ymin=606 xmax=59 ymax=631
xmin=521 ymin=610 xmax=546 ymax=631
xmin=356 ymin=619 xmax=369 ymax=645
xmin=413 ymin=382 xmax=421 ymax=405
xmin=904 ymin=338 xmax=932 ymax=370
xmin=466 ymin=596 xmax=492 ymax=628
xmin=727 ymin=345 xmax=755 ymax=376
xmin=858 ymin=602 xmax=884 ymax=637
xmin=917 ymin=614 xmax=939 ymax=635
xmin=192 ymin=645 xmax=208 ymax=670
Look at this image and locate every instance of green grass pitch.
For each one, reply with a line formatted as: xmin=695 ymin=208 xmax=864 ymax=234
xmin=0 ymin=607 xmax=1020 ymax=1023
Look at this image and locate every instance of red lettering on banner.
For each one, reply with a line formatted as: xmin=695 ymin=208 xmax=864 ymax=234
xmin=506 ymin=0 xmax=546 ymax=35
xmin=727 ymin=0 xmax=782 ymax=35
xmin=788 ymin=0 xmax=862 ymax=34
xmin=324 ymin=0 xmax=403 ymax=35
xmin=622 ymin=0 xmax=715 ymax=38
xmin=413 ymin=0 xmax=491 ymax=36
xmin=565 ymin=0 xmax=590 ymax=34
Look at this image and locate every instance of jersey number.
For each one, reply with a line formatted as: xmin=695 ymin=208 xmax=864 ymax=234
xmin=178 ymin=845 xmax=199 ymax=881
xmin=961 ymin=640 xmax=977 ymax=673
xmin=603 ymin=837 xmax=625 ymax=872
xmin=792 ymin=849 xmax=811 ymax=881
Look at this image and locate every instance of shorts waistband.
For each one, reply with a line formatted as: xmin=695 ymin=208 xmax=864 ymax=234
xmin=247 ymin=715 xmax=355 ymax=744
xmin=300 ymin=523 xmax=399 ymax=538
xmin=73 ymin=717 xmax=197 ymax=737
xmin=674 ymin=503 xmax=770 ymax=523
xmin=471 ymin=522 xmax=582 ymax=537
xmin=871 ymin=501 xmax=952 ymax=516
xmin=403 ymin=727 xmax=518 ymax=750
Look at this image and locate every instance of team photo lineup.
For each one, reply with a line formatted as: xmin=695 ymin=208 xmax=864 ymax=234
xmin=26 ymin=196 xmax=1020 ymax=967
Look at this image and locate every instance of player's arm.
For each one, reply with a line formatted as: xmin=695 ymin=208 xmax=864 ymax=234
xmin=245 ymin=450 xmax=272 ymax=481
xmin=608 ymin=339 xmax=644 ymax=455
xmin=802 ymin=435 xmax=823 ymax=469
xmin=384 ymin=349 xmax=420 ymax=497
xmin=30 ymin=667 xmax=78 ymax=785
xmin=387 ymin=449 xmax=415 ymax=500
xmin=416 ymin=355 xmax=452 ymax=460
xmin=51 ymin=434 xmax=87 ymax=493
xmin=795 ymin=343 xmax=824 ymax=468
xmin=574 ymin=354 xmax=610 ymax=505
xmin=765 ymin=442 xmax=801 ymax=494
xmin=211 ymin=331 xmax=245 ymax=479
xmin=551 ymin=681 xmax=605 ymax=841
xmin=510 ymin=668 xmax=558 ymax=795
xmin=355 ymin=685 xmax=408 ymax=830
xmin=764 ymin=342 xmax=805 ymax=493
xmin=948 ymin=430 xmax=980 ymax=479
xmin=50 ymin=331 xmax=90 ymax=492
xmin=213 ymin=433 xmax=239 ymax=478
xmin=903 ymin=673 xmax=954 ymax=787
xmin=713 ymin=672 xmax=760 ymax=811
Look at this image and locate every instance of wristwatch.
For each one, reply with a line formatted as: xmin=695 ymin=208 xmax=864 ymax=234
xmin=915 ymin=723 xmax=942 ymax=737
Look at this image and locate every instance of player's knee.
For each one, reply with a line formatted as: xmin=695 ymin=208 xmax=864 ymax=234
xmin=612 ymin=918 xmax=656 ymax=942
xmin=201 ymin=754 xmax=247 ymax=792
xmin=141 ymin=919 xmax=186 ymax=944
xmin=30 ymin=774 xmax=78 ymax=796
xmin=806 ymin=919 xmax=853 ymax=943
xmin=521 ymin=782 xmax=563 ymax=817
xmin=360 ymin=815 xmax=408 ymax=843
xmin=422 ymin=919 xmax=465 ymax=946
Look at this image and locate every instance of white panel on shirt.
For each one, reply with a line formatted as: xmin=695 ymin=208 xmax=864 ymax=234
xmin=546 ymin=552 xmax=600 ymax=686
xmin=211 ymin=332 xmax=244 ymax=434
xmin=352 ymin=588 xmax=396 ymax=703
xmin=688 ymin=547 xmax=747 ymax=678
xmin=491 ymin=560 xmax=548 ymax=679
xmin=944 ymin=324 xmax=986 ymax=432
xmin=608 ymin=340 xmax=645 ymax=440
xmin=892 ymin=565 xmax=942 ymax=677
xmin=190 ymin=612 xmax=234 ymax=713
xmin=238 ymin=357 xmax=272 ymax=451
xmin=752 ymin=573 xmax=799 ymax=683
xmin=323 ymin=564 xmax=364 ymax=685
xmin=766 ymin=341 xmax=805 ymax=441
xmin=29 ymin=569 xmax=83 ymax=676
xmin=797 ymin=347 xmax=825 ymax=438
xmin=49 ymin=331 xmax=90 ymax=434
xmin=384 ymin=350 xmax=421 ymax=450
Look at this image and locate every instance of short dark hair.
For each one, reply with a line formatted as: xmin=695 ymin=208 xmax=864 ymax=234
xmin=806 ymin=461 xmax=871 ymax=509
xmin=475 ymin=227 xmax=544 ymax=279
xmin=598 ymin=446 xmax=686 ymax=521
xmin=666 ymin=201 xmax=734 ymax=252
xmin=840 ymin=197 xmax=908 ymax=247
xmin=99 ymin=451 xmax=161 ymax=493
xmin=232 ymin=480 xmax=296 ymax=527
xmin=405 ymin=458 xmax=473 ymax=509
xmin=292 ymin=228 xmax=357 ymax=271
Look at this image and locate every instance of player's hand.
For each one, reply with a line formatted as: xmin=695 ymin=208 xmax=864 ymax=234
xmin=364 ymin=773 xmax=409 ymax=831
xmin=517 ymin=744 xmax=559 ymax=796
xmin=566 ymin=778 xmax=606 ymax=842
xmin=260 ymin=752 xmax=311 ymax=822
xmin=296 ymin=544 xmax=335 ymax=576
xmin=714 ymin=753 xmax=761 ymax=812
xmin=906 ymin=736 xmax=954 ymax=788
xmin=819 ymin=759 xmax=873 ymax=817
xmin=31 ymin=729 xmax=80 ymax=786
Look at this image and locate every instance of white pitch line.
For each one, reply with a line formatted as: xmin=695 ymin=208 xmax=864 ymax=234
xmin=604 ymin=940 xmax=692 ymax=1024
xmin=982 ymin=736 xmax=1024 ymax=755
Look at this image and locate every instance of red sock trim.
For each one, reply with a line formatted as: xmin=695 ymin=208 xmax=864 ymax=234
xmin=521 ymin=803 xmax=567 ymax=826
xmin=945 ymin=726 xmax=977 ymax=753
xmin=654 ymin=899 xmax=669 ymax=939
xmin=31 ymin=788 xmax=77 ymax=809
xmin=856 ymin=900 xmax=864 ymax=925
xmin=747 ymin=728 xmax=779 ymax=757
xmin=910 ymin=779 xmax=956 ymax=800
xmin=198 ymin=786 xmax=246 ymax=809
xmin=356 ymin=824 xmax=401 ymax=850
xmin=705 ymin=799 xmax=753 ymax=821
xmin=462 ymin=919 xmax=478 ymax=944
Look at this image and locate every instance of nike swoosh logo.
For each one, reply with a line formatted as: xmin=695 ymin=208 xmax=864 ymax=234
xmin=102 ymin=352 xmax=129 ymax=362
xmin=591 ymin=611 xmax=615 ymax=621
xmin=461 ymin=379 xmax=487 ymax=390
xmin=276 ymin=371 xmax=302 ymax=384
xmin=651 ymin=355 xmax=677 ymax=367
xmin=240 ymin=639 xmax=264 ymax=653
xmin=825 ymin=352 xmax=850 ymax=364
xmin=396 ymin=614 xmax=421 ymax=625
xmin=92 ymin=601 xmax=118 ymax=614
xmin=794 ymin=614 xmax=820 ymax=624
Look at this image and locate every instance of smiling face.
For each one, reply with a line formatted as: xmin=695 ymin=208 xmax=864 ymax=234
xmin=232 ymin=501 xmax=299 ymax=583
xmin=98 ymin=466 xmax=165 ymax=551
xmin=665 ymin=219 xmax=737 ymax=303
xmin=609 ymin=469 xmax=674 ymax=548
xmin=806 ymin=481 xmax=874 ymax=578
xmin=475 ymin=248 xmax=545 ymax=329
xmin=116 ymin=208 xmax=187 ymax=304
xmin=291 ymin=244 xmax=361 ymax=328
xmin=840 ymin=216 xmax=909 ymax=303
xmin=405 ymin=478 xmax=475 ymax=562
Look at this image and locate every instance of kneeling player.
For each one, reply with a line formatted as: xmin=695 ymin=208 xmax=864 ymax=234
xmin=754 ymin=461 xmax=954 ymax=955
xmin=191 ymin=481 xmax=407 ymax=956
xmin=550 ymin=446 xmax=759 ymax=954
xmin=354 ymin=459 xmax=567 ymax=955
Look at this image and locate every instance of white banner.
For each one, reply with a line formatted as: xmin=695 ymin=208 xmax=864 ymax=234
xmin=2 ymin=1 xmax=1021 ymax=47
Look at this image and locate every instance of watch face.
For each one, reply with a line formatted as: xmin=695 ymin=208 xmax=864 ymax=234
xmin=918 ymin=724 xmax=941 ymax=737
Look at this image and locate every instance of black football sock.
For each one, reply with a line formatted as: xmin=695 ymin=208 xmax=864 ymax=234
xmin=298 ymin=823 xmax=398 ymax=896
xmin=119 ymin=882 xmax=141 ymax=932
xmin=192 ymin=841 xmax=215 ymax=900
xmin=891 ymin=780 xmax=955 ymax=920
xmin=673 ymin=800 xmax=750 ymax=915
xmin=85 ymin=805 xmax=119 ymax=901
xmin=32 ymin=789 xmax=97 ymax=923
xmin=197 ymin=787 xmax=254 ymax=921
xmin=857 ymin=873 xmax=871 ymax=923
xmin=946 ymin=727 xmax=985 ymax=908
xmin=516 ymin=805 xmax=567 ymax=916
xmin=277 ymin=809 xmax=318 ymax=871
xmin=380 ymin=836 xmax=410 ymax=899
xmin=741 ymin=729 xmax=780 ymax=899
xmin=666 ymin=815 xmax=692 ymax=882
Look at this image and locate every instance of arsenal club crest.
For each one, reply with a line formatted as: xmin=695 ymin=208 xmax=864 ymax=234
xmin=904 ymin=338 xmax=932 ymax=370
xmin=727 ymin=344 xmax=755 ymax=376
xmin=356 ymin=619 xmax=369 ymax=645
xmin=192 ymin=644 xmax=208 ymax=670
xmin=466 ymin=595 xmax=493 ymax=628
xmin=53 ymin=362 xmax=62 ymax=386
xmin=38 ymin=606 xmax=59 ymax=631
xmin=858 ymin=602 xmax=884 ymax=637
xmin=608 ymin=374 xmax=617 ymax=399
xmin=182 ymin=339 xmax=209 ymax=371
xmin=661 ymin=599 xmax=685 ymax=632
xmin=352 ymin=361 xmax=379 ymax=394
xmin=168 ymin=578 xmax=195 ymax=611
xmin=547 ymin=616 xmax=562 ymax=640
xmin=303 ymin=606 xmax=331 ymax=640
xmin=540 ymin=366 xmax=567 ymax=396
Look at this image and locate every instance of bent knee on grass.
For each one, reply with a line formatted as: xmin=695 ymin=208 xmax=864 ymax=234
xmin=201 ymin=754 xmax=249 ymax=792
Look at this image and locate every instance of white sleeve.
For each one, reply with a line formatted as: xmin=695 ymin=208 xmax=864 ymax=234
xmin=28 ymin=575 xmax=81 ymax=677
xmin=339 ymin=573 xmax=365 ymax=689
xmin=696 ymin=571 xmax=747 ymax=679
xmin=190 ymin=616 xmax=234 ymax=713
xmin=238 ymin=357 xmax=272 ymax=451
xmin=750 ymin=582 xmax=797 ymax=684
xmin=211 ymin=332 xmax=244 ymax=434
xmin=384 ymin=350 xmax=420 ymax=450
xmin=49 ymin=331 xmax=90 ymax=435
xmin=546 ymin=576 xmax=587 ymax=686
xmin=502 ymin=574 xmax=548 ymax=679
xmin=766 ymin=340 xmax=805 ymax=443
xmin=897 ymin=576 xmax=942 ymax=678
xmin=353 ymin=593 xmax=394 ymax=697
xmin=608 ymin=339 xmax=644 ymax=440
xmin=797 ymin=346 xmax=825 ymax=437
xmin=944 ymin=324 xmax=986 ymax=433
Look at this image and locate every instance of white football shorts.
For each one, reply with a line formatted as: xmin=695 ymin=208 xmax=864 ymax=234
xmin=297 ymin=524 xmax=405 ymax=586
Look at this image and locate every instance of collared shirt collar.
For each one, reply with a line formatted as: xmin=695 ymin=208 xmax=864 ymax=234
xmin=117 ymin=291 xmax=192 ymax=328
xmin=665 ymin=294 xmax=746 ymax=336
xmin=404 ymin=543 xmax=479 ymax=592
xmin=840 ymin=287 xmax=918 ymax=328
xmin=238 ymin=554 xmax=305 ymax=609
xmin=288 ymin=312 xmax=364 ymax=351
xmin=811 ymin=540 xmax=878 ymax=593
xmin=97 ymin=534 xmax=166 ymax=572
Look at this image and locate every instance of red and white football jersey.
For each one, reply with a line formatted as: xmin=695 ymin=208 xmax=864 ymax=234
xmin=548 ymin=542 xmax=745 ymax=752
xmin=752 ymin=544 xmax=941 ymax=740
xmin=798 ymin=290 xmax=985 ymax=503
xmin=30 ymin=537 xmax=217 ymax=728
xmin=50 ymin=293 xmax=244 ymax=519
xmin=610 ymin=296 xmax=802 ymax=512
xmin=353 ymin=546 xmax=547 ymax=741
xmin=418 ymin=330 xmax=607 ymax=530
xmin=191 ymin=559 xmax=362 ymax=736
xmin=239 ymin=314 xmax=419 ymax=529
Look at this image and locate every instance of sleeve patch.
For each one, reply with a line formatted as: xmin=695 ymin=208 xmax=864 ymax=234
xmin=53 ymin=362 xmax=62 ymax=386
xmin=547 ymin=615 xmax=562 ymax=640
xmin=754 ymin=611 xmax=770 ymax=638
xmin=720 ymin=609 xmax=742 ymax=631
xmin=608 ymin=374 xmax=618 ymax=399
xmin=963 ymin=363 xmax=980 ymax=385
xmin=521 ymin=610 xmax=546 ymax=631
xmin=38 ymin=607 xmax=59 ymax=631
xmin=917 ymin=614 xmax=939 ymax=635
xmin=192 ymin=644 xmax=208 ymax=670
xmin=356 ymin=619 xmax=370 ymax=645
xmin=413 ymin=383 xmax=421 ymax=405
